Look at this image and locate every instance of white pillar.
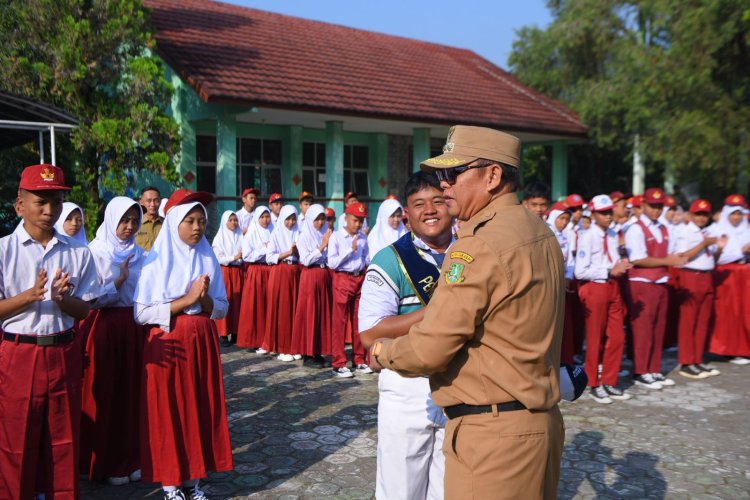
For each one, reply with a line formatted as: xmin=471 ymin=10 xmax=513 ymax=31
xmin=632 ymin=134 xmax=645 ymax=194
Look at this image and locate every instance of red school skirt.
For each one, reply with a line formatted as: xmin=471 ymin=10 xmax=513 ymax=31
xmin=80 ymin=306 xmax=147 ymax=481
xmin=140 ymin=314 xmax=233 ymax=485
xmin=236 ymin=263 xmax=271 ymax=348
xmin=291 ymin=266 xmax=332 ymax=357
xmin=709 ymin=264 xmax=750 ymax=356
xmin=262 ymin=263 xmax=301 ymax=354
xmin=215 ymin=264 xmax=244 ymax=337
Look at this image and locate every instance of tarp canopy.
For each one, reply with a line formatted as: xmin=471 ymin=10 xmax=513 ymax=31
xmin=0 ymin=89 xmax=78 ymax=151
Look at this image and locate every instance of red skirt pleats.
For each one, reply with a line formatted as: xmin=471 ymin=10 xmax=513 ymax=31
xmin=291 ymin=267 xmax=332 ymax=356
xmin=215 ymin=265 xmax=244 ymax=337
xmin=140 ymin=314 xmax=233 ymax=485
xmin=236 ymin=264 xmax=271 ymax=348
xmin=709 ymin=264 xmax=750 ymax=356
xmin=262 ymin=264 xmax=301 ymax=353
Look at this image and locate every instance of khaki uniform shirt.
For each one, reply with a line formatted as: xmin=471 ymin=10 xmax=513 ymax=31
xmin=135 ymin=216 xmax=164 ymax=252
xmin=377 ymin=193 xmax=565 ymax=411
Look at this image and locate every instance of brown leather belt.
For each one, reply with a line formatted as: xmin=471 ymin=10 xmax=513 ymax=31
xmin=443 ymin=401 xmax=526 ymax=419
xmin=3 ymin=330 xmax=75 ymax=346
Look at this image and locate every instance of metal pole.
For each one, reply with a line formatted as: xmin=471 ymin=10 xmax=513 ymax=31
xmin=50 ymin=126 xmax=56 ymax=166
xmin=39 ymin=130 xmax=45 ymax=163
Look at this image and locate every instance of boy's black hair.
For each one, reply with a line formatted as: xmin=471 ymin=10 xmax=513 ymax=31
xmin=402 ymin=171 xmax=441 ymax=206
xmin=523 ymin=180 xmax=551 ymax=201
xmin=140 ymin=186 xmax=161 ymax=197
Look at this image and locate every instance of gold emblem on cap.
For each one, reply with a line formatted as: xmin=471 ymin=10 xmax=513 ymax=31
xmin=358 ymin=205 xmax=365 ymax=214
xmin=731 ymin=195 xmax=740 ymax=203
xmin=41 ymin=166 xmax=56 ymax=182
xmin=443 ymin=142 xmax=454 ymax=153
xmin=699 ymin=201 xmax=707 ymax=208
xmin=653 ymin=191 xmax=662 ymax=199
xmin=427 ymin=157 xmax=467 ymax=166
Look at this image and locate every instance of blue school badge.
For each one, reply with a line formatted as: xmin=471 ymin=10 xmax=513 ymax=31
xmin=445 ymin=263 xmax=465 ymax=284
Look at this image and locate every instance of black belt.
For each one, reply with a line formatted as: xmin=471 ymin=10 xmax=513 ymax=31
xmin=3 ymin=330 xmax=75 ymax=347
xmin=306 ymin=264 xmax=327 ymax=269
xmin=280 ymin=261 xmax=298 ymax=266
xmin=247 ymin=261 xmax=269 ymax=266
xmin=336 ymin=270 xmax=364 ymax=277
xmin=443 ymin=401 xmax=526 ymax=419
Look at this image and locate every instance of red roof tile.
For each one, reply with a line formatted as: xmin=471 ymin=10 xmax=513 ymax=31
xmin=145 ymin=0 xmax=588 ymax=137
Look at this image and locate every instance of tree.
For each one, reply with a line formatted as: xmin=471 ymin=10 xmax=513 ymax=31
xmin=509 ymin=0 xmax=750 ymax=199
xmin=0 ymin=0 xmax=180 ymax=235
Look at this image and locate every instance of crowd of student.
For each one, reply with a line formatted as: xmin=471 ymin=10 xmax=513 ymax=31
xmin=522 ymin=181 xmax=750 ymax=405
xmin=2 ymin=161 xmax=748 ymax=500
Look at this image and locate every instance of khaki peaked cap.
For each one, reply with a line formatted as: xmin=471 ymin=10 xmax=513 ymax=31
xmin=420 ymin=125 xmax=521 ymax=171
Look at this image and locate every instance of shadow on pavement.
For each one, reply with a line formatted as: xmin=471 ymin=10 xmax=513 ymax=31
xmin=559 ymin=431 xmax=666 ymax=499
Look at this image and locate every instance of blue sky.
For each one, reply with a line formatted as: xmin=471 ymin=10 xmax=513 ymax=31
xmin=224 ymin=1 xmax=553 ymax=69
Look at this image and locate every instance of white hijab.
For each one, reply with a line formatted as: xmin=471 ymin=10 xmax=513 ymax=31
xmin=546 ymin=208 xmax=569 ymax=252
xmin=711 ymin=204 xmax=750 ymax=264
xmin=88 ymin=197 xmax=145 ymax=282
xmin=134 ymin=202 xmax=225 ymax=306
xmin=55 ymin=202 xmax=88 ymax=244
xmin=298 ymin=204 xmax=327 ymax=247
xmin=242 ymin=206 xmax=272 ymax=258
xmin=269 ymin=205 xmax=299 ymax=252
xmin=368 ymin=199 xmax=405 ymax=257
xmin=212 ymin=210 xmax=242 ymax=259
xmin=158 ymin=198 xmax=168 ymax=218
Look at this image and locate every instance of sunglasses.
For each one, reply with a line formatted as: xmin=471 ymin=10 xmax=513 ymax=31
xmin=434 ymin=164 xmax=488 ymax=185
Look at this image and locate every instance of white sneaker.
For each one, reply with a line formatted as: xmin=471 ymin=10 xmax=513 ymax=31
xmin=129 ymin=469 xmax=141 ymax=482
xmin=107 ymin=476 xmax=130 ymax=486
xmin=651 ymin=372 xmax=675 ymax=386
xmin=729 ymin=356 xmax=750 ymax=365
xmin=634 ymin=373 xmax=663 ymax=390
xmin=277 ymin=353 xmax=295 ymax=362
xmin=332 ymin=367 xmax=354 ymax=378
xmin=186 ymin=484 xmax=209 ymax=500
xmin=255 ymin=348 xmax=268 ymax=354
xmin=292 ymin=354 xmax=303 ymax=360
xmin=697 ymin=363 xmax=720 ymax=376
xmin=590 ymin=386 xmax=613 ymax=404
xmin=355 ymin=364 xmax=373 ymax=374
xmin=603 ymin=385 xmax=632 ymax=400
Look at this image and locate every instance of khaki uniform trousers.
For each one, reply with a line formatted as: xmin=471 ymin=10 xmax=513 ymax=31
xmin=443 ymin=405 xmax=564 ymax=500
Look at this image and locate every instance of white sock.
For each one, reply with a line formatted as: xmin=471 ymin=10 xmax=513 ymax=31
xmin=163 ymin=485 xmax=178 ymax=493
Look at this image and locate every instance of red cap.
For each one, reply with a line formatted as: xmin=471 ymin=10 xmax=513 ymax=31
xmin=298 ymin=191 xmax=314 ymax=202
xmin=549 ymin=201 xmax=569 ymax=213
xmin=242 ymin=187 xmax=259 ymax=198
xmin=609 ymin=191 xmax=625 ymax=203
xmin=385 ymin=194 xmax=398 ymax=200
xmin=628 ymin=195 xmax=643 ymax=208
xmin=325 ymin=207 xmax=336 ymax=218
xmin=664 ymin=195 xmax=677 ymax=208
xmin=565 ymin=194 xmax=584 ymax=208
xmin=269 ymin=193 xmax=282 ymax=204
xmin=19 ymin=164 xmax=71 ymax=191
xmin=725 ymin=194 xmax=748 ymax=209
xmin=344 ymin=202 xmax=368 ymax=217
xmin=344 ymin=191 xmax=358 ymax=203
xmin=689 ymin=199 xmax=712 ymax=214
xmin=643 ymin=187 xmax=666 ymax=205
xmin=164 ymin=189 xmax=214 ymax=215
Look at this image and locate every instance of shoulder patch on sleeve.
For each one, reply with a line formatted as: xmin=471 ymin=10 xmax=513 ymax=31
xmin=445 ymin=262 xmax=465 ymax=284
xmin=449 ymin=251 xmax=474 ymax=263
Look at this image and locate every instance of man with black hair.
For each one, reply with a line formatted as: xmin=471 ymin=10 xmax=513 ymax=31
xmin=369 ymin=126 xmax=567 ymax=499
xmin=135 ymin=186 xmax=163 ymax=251
xmin=360 ymin=171 xmax=453 ymax=500
xmin=522 ymin=180 xmax=551 ymax=218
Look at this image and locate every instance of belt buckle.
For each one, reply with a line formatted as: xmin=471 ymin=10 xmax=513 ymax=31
xmin=37 ymin=335 xmax=56 ymax=347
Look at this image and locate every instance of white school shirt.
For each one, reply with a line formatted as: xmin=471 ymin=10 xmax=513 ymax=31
xmin=236 ymin=207 xmax=253 ymax=233
xmin=297 ymin=232 xmax=327 ymax=267
xmin=625 ymin=214 xmax=675 ymax=283
xmin=674 ymin=222 xmax=716 ymax=271
xmin=359 ymin=236 xmax=448 ymax=332
xmin=91 ymin=258 xmax=143 ymax=308
xmin=575 ymin=225 xmax=620 ymax=282
xmin=327 ymin=228 xmax=369 ymax=272
xmin=0 ymin=224 xmax=101 ymax=335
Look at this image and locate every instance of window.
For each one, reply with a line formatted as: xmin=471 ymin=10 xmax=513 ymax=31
xmin=196 ymin=135 xmax=217 ymax=194
xmin=302 ymin=142 xmax=326 ymax=196
xmin=343 ymin=144 xmax=369 ymax=196
xmin=237 ymin=138 xmax=283 ymax=195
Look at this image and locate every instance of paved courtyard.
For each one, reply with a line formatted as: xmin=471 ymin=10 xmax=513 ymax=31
xmin=83 ymin=348 xmax=750 ymax=499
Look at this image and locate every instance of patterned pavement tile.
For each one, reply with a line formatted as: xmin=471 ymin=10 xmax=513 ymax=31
xmin=82 ymin=349 xmax=750 ymax=499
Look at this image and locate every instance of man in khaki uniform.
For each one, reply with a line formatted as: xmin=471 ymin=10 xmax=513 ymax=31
xmin=135 ymin=186 xmax=164 ymax=251
xmin=370 ymin=125 xmax=566 ymax=500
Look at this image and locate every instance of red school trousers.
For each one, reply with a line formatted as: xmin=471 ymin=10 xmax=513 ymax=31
xmin=677 ymin=269 xmax=714 ymax=365
xmin=578 ymin=280 xmax=626 ymax=386
xmin=628 ymin=281 xmax=669 ymax=375
xmin=331 ymin=272 xmax=366 ymax=369
xmin=0 ymin=335 xmax=82 ymax=499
